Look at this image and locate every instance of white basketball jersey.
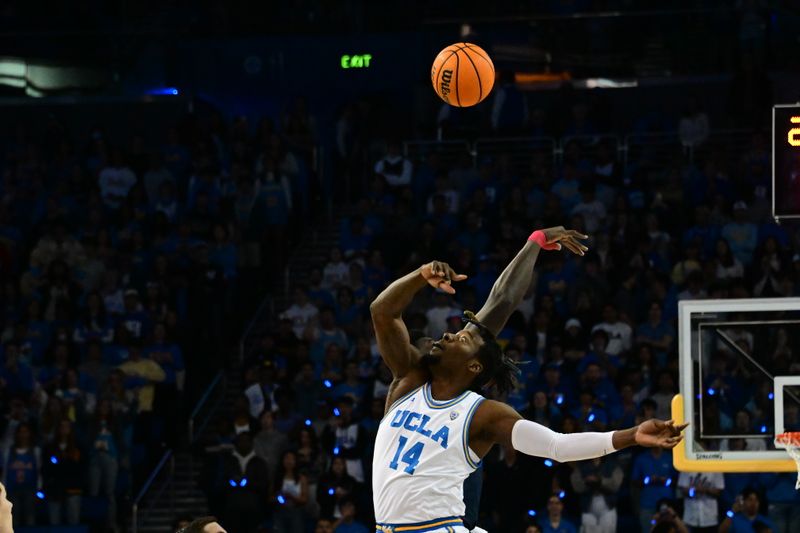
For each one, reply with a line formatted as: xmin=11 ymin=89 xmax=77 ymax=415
xmin=372 ymin=383 xmax=485 ymax=524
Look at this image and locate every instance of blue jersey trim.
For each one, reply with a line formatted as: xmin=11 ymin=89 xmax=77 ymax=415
xmin=376 ymin=516 xmax=463 ymax=532
xmin=422 ymin=382 xmax=471 ymax=410
xmin=462 ymin=397 xmax=485 ymax=469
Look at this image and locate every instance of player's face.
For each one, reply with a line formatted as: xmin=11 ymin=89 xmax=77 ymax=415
xmin=425 ymin=329 xmax=483 ymax=367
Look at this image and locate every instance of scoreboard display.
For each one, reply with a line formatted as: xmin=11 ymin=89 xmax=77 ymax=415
xmin=773 ymin=104 xmax=800 ymax=220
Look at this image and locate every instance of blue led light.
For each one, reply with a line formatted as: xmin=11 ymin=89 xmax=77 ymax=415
xmin=277 ymin=495 xmax=286 ymax=504
xmin=333 ymin=447 xmax=340 ymax=455
xmin=726 ymin=510 xmax=734 ymax=518
xmin=769 ymin=393 xmax=775 ymax=400
xmin=558 ymin=491 xmax=565 ymax=499
xmin=324 ymin=380 xmax=333 ymax=388
xmin=544 ymin=459 xmax=553 ymax=467
xmin=587 ymin=413 xmax=596 ymax=423
xmin=665 ymin=478 xmax=672 ymax=487
xmin=36 ymin=491 xmax=45 ymax=500
xmin=50 ymin=456 xmax=58 ymax=465
xmin=229 ymin=480 xmax=237 ymax=488
xmin=240 ymin=478 xmax=248 ymax=487
xmin=334 ymin=408 xmax=341 ymax=417
xmin=305 ymin=419 xmax=312 ymax=426
xmin=328 ymin=488 xmax=335 ymax=496
xmin=555 ymin=395 xmax=564 ymax=405
xmin=707 ymin=388 xmax=715 ymax=396
xmin=147 ymin=87 xmax=179 ymax=96
xmin=644 ymin=476 xmax=651 ymax=485
xmin=689 ymin=488 xmax=695 ymax=498
xmin=527 ymin=510 xmax=536 ymax=517
xmin=761 ymin=425 xmax=767 ymax=434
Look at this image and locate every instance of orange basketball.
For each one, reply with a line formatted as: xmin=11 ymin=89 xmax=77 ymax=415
xmin=431 ymin=42 xmax=495 ymax=107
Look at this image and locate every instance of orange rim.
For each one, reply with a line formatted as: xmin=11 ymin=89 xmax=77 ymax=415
xmin=776 ymin=432 xmax=800 ymax=446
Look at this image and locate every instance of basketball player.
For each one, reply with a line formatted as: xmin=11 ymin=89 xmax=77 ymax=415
xmin=370 ymin=227 xmax=687 ymax=532
xmin=0 ymin=482 xmax=13 ymax=533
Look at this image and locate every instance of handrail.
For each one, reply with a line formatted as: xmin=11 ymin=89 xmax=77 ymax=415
xmin=188 ymin=372 xmax=225 ymax=443
xmin=131 ymin=449 xmax=174 ymax=533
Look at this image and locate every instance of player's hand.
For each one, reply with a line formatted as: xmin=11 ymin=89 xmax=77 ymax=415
xmin=634 ymin=419 xmax=688 ymax=449
xmin=420 ymin=261 xmax=467 ymax=295
xmin=540 ymin=227 xmax=589 ymax=256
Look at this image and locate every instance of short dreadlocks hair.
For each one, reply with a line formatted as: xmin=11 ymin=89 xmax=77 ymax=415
xmin=462 ymin=311 xmax=520 ymax=395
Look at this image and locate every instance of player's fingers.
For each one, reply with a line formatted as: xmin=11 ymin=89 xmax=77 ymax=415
xmin=563 ymin=240 xmax=583 ymax=256
xmin=569 ymin=230 xmax=589 ymax=240
xmin=573 ymin=238 xmax=590 ymax=251
xmin=452 ymin=274 xmax=468 ymax=281
xmin=675 ymin=423 xmax=689 ymax=433
xmin=438 ymin=282 xmax=456 ymax=294
xmin=566 ymin=238 xmax=586 ymax=255
xmin=561 ymin=240 xmax=579 ymax=255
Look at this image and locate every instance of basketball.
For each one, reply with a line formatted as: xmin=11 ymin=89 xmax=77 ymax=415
xmin=431 ymin=42 xmax=495 ymax=107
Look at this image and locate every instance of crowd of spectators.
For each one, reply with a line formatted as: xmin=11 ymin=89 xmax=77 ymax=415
xmin=0 ymin=104 xmax=315 ymax=529
xmin=206 ymin=104 xmax=800 ymax=533
xmin=2 ymin=78 xmax=798 ymax=533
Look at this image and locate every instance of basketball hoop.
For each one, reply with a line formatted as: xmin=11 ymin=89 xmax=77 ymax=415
xmin=775 ymin=432 xmax=800 ymax=489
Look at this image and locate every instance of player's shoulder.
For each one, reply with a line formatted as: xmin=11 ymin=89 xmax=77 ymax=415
xmin=472 ymin=398 xmax=522 ymax=426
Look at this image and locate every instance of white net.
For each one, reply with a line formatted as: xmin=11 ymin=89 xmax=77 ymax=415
xmin=775 ymin=433 xmax=800 ymax=489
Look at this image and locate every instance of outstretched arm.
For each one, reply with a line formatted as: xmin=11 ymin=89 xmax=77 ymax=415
xmin=474 ymin=227 xmax=588 ymax=336
xmin=370 ymin=261 xmax=467 ymax=378
xmin=470 ymin=400 xmax=686 ymax=461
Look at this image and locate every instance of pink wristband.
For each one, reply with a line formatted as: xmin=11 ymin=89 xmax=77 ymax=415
xmin=528 ymin=230 xmax=560 ymax=251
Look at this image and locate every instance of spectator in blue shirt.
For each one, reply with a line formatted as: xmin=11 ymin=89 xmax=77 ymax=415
xmin=580 ymin=363 xmax=621 ymax=418
xmin=333 ymin=498 xmax=369 ymax=533
xmin=340 ymin=216 xmax=373 ymax=259
xmin=119 ymin=289 xmax=150 ymax=341
xmin=533 ymin=364 xmax=575 ymax=410
xmin=719 ymin=488 xmax=774 ymax=533
xmin=209 ymin=224 xmax=238 ymax=281
xmin=455 ymin=212 xmax=490 ymax=257
xmin=635 ymin=302 xmax=675 ymax=366
xmin=683 ymin=205 xmax=720 ymax=259
xmin=551 ymin=164 xmax=582 ymax=212
xmin=757 ymin=473 xmax=800 ymax=533
xmin=0 ymin=342 xmax=35 ymax=397
xmin=571 ymin=390 xmax=609 ymax=432
xmin=538 ymin=253 xmax=574 ymax=317
xmin=332 ymin=361 xmax=367 ymax=412
xmin=578 ymin=330 xmax=622 ymax=377
xmin=721 ymin=202 xmax=758 ymax=266
xmin=539 ymin=494 xmax=577 ymax=533
xmin=631 ymin=448 xmax=675 ymax=533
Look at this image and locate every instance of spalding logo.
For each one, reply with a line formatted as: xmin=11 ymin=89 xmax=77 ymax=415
xmin=440 ymin=69 xmax=453 ymax=100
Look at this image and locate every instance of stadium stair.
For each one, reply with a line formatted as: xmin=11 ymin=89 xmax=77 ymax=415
xmin=131 ymin=206 xmax=348 ymax=532
xmin=135 ymin=452 xmax=209 ymax=533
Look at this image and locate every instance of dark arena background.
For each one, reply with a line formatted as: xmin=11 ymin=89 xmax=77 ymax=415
xmin=1 ymin=1 xmax=800 ymax=532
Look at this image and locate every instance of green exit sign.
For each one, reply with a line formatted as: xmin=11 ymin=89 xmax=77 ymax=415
xmin=341 ymin=54 xmax=372 ymax=69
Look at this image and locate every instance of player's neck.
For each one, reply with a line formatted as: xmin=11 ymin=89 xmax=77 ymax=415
xmin=428 ymin=374 xmax=469 ymax=401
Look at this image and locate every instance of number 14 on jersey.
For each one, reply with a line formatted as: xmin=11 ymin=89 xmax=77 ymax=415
xmin=389 ymin=436 xmax=425 ymax=474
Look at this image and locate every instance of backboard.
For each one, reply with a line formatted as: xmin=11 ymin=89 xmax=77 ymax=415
xmin=672 ymin=298 xmax=800 ymax=472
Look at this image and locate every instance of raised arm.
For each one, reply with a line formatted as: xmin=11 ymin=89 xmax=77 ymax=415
xmin=470 ymin=399 xmax=686 ymax=461
xmin=370 ymin=261 xmax=467 ymax=378
xmin=474 ymin=227 xmax=588 ymax=336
